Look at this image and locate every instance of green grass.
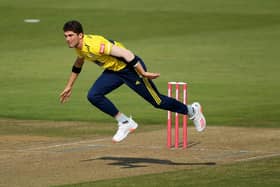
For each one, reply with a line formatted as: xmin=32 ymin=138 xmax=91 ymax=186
xmin=0 ymin=0 xmax=280 ymax=187
xmin=0 ymin=120 xmax=114 ymax=138
xmin=55 ymin=156 xmax=280 ymax=187
xmin=1 ymin=0 xmax=280 ymax=127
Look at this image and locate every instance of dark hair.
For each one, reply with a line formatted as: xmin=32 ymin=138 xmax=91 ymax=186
xmin=63 ymin=20 xmax=83 ymax=34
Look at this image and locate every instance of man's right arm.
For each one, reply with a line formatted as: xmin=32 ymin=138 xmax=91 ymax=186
xmin=59 ymin=57 xmax=84 ymax=103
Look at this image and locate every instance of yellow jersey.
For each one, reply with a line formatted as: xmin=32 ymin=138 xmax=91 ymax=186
xmin=75 ymin=34 xmax=127 ymax=71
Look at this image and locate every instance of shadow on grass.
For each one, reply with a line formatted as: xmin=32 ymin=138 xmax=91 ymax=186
xmin=82 ymin=156 xmax=216 ymax=168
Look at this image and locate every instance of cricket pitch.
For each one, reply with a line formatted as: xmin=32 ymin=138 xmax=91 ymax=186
xmin=0 ymin=119 xmax=279 ymax=187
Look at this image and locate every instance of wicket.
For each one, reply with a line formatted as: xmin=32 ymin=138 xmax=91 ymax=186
xmin=167 ymin=82 xmax=188 ymax=149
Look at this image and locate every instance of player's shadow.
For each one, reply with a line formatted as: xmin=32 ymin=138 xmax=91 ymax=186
xmin=82 ymin=156 xmax=216 ymax=168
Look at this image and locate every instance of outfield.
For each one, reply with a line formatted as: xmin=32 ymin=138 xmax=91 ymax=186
xmin=0 ymin=0 xmax=279 ymax=186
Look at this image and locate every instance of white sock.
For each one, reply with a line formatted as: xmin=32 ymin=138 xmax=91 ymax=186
xmin=115 ymin=113 xmax=129 ymax=124
xmin=187 ymin=105 xmax=195 ymax=118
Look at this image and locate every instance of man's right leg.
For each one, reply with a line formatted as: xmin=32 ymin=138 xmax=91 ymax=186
xmin=87 ymin=70 xmax=138 ymax=142
xmin=87 ymin=70 xmax=123 ymax=117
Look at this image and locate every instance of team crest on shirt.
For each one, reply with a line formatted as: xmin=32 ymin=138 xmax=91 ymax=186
xmin=84 ymin=44 xmax=93 ymax=57
xmin=99 ymin=43 xmax=105 ymax=54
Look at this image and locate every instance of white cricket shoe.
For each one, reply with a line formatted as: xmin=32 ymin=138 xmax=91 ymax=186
xmin=112 ymin=117 xmax=138 ymax=143
xmin=190 ymin=102 xmax=206 ymax=132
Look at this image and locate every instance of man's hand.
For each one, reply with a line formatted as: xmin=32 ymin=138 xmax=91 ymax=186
xmin=60 ymin=87 xmax=72 ymax=103
xmin=133 ymin=63 xmax=160 ymax=79
xmin=143 ymin=72 xmax=160 ymax=79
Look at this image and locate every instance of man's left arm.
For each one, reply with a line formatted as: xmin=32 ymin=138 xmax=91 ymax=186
xmin=110 ymin=45 xmax=160 ymax=79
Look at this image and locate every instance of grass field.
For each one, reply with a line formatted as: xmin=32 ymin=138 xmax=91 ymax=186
xmin=0 ymin=0 xmax=279 ymax=187
xmin=1 ymin=0 xmax=280 ymax=126
xmin=56 ymin=157 xmax=280 ymax=187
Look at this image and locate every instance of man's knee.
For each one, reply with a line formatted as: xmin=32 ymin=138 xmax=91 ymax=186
xmin=87 ymin=92 xmax=101 ymax=105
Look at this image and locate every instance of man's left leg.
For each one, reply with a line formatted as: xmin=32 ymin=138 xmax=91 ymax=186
xmin=119 ymin=60 xmax=206 ymax=132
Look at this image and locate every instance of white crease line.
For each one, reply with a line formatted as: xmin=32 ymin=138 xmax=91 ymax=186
xmin=190 ymin=147 xmax=278 ymax=155
xmin=17 ymin=138 xmax=110 ymax=152
xmin=237 ymin=153 xmax=280 ymax=162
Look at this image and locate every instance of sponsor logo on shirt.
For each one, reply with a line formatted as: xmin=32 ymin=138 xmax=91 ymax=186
xmin=100 ymin=44 xmax=105 ymax=54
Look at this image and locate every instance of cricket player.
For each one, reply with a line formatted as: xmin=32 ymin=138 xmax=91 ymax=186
xmin=60 ymin=20 xmax=206 ymax=142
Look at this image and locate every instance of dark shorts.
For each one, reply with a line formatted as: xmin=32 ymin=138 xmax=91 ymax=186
xmin=87 ymin=57 xmax=188 ymax=117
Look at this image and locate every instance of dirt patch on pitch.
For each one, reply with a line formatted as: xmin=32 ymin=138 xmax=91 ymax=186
xmin=0 ymin=119 xmax=279 ymax=187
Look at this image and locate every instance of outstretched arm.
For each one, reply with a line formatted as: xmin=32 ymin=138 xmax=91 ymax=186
xmin=60 ymin=57 xmax=84 ymax=103
xmin=110 ymin=45 xmax=160 ymax=79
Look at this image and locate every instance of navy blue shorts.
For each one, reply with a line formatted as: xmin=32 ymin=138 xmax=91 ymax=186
xmin=87 ymin=57 xmax=188 ymax=117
